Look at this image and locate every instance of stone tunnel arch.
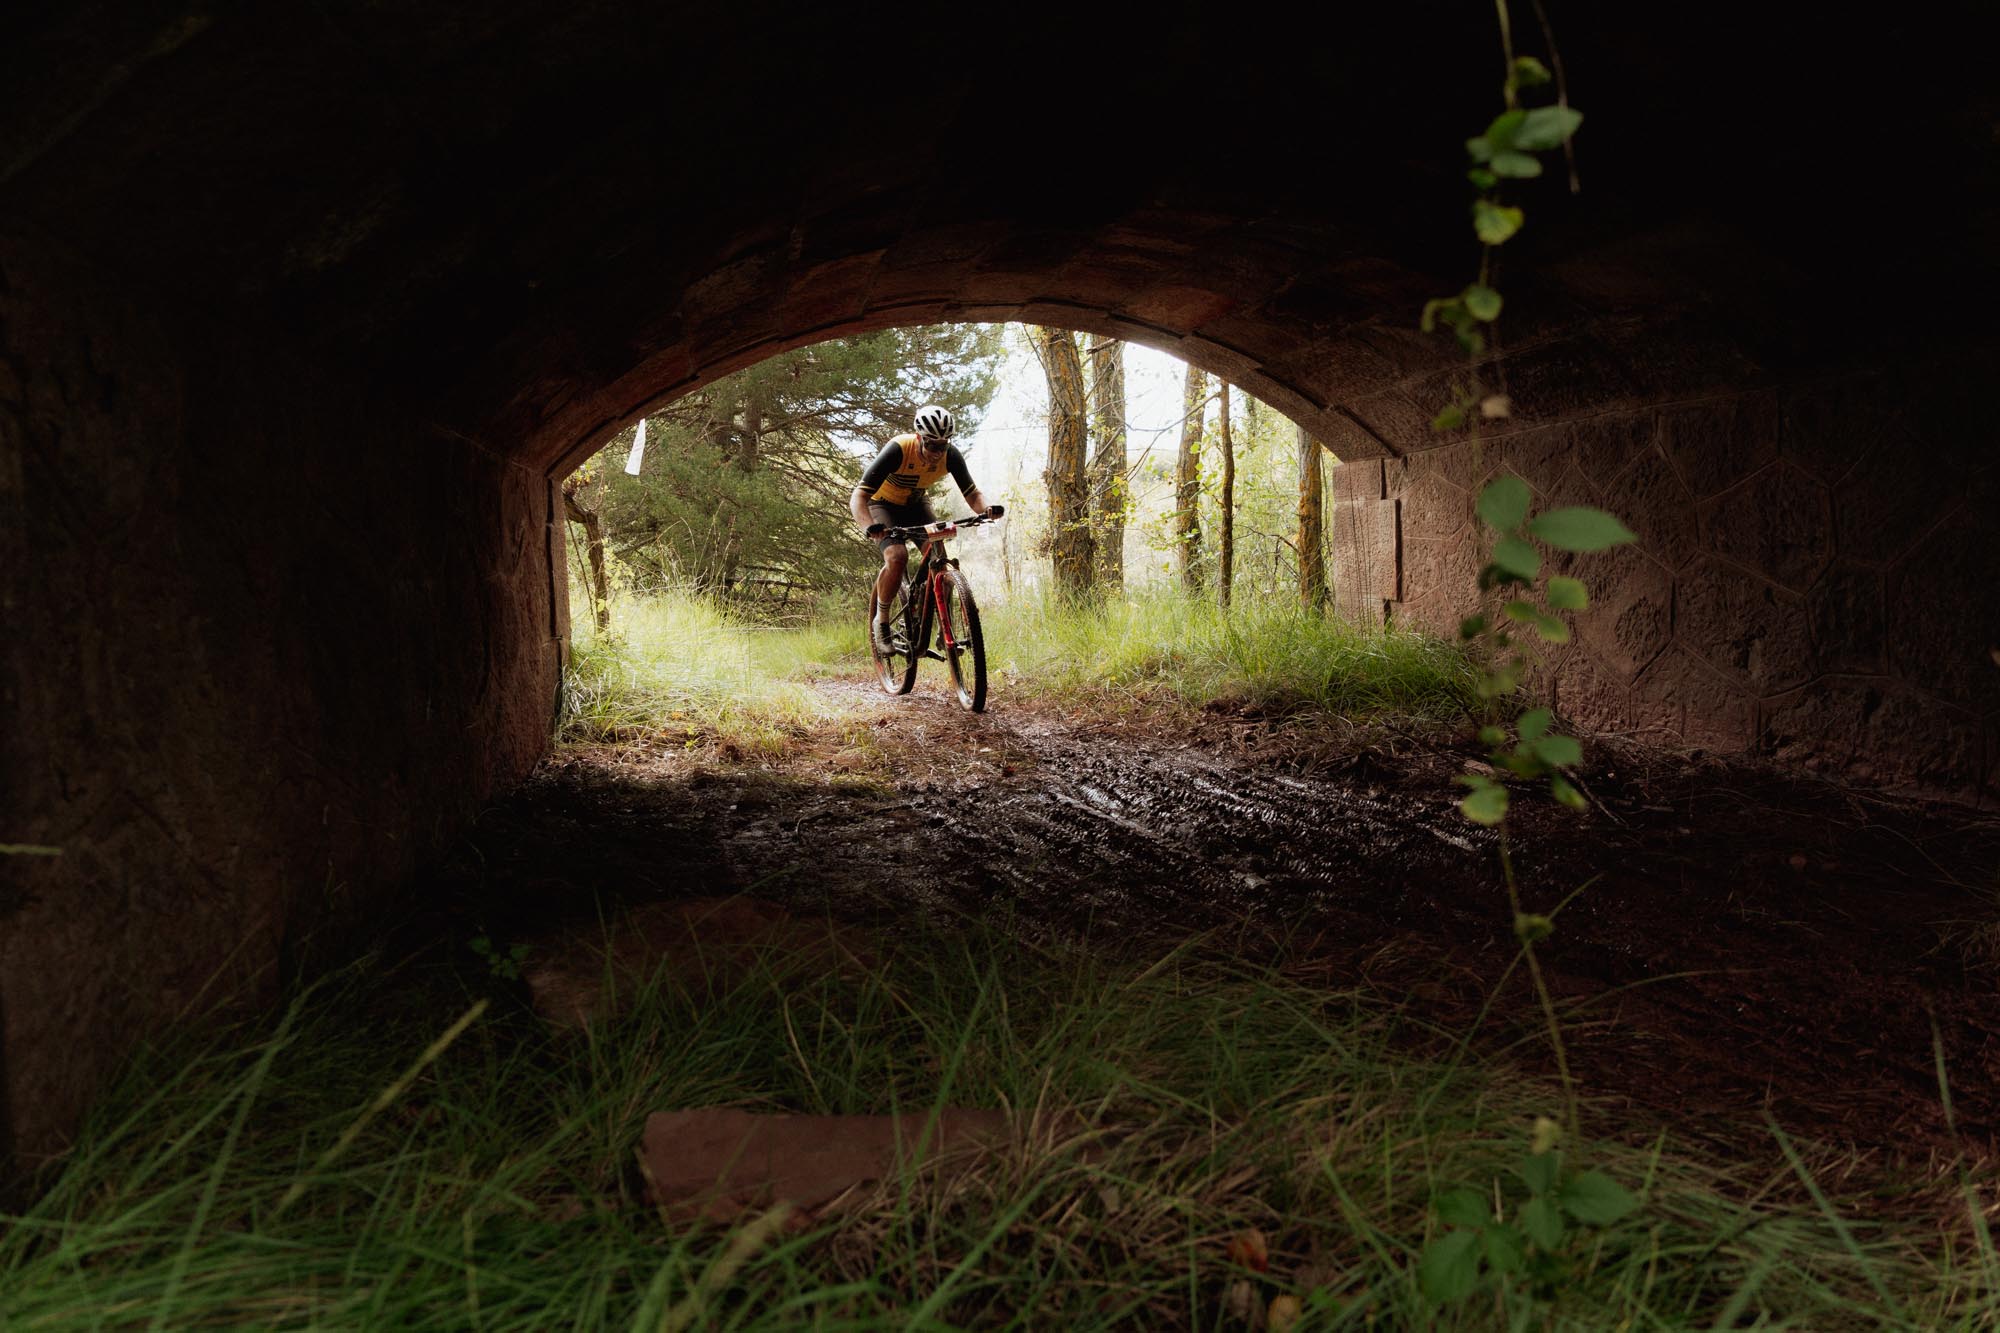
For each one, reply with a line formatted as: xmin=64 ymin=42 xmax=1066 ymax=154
xmin=4 ymin=0 xmax=1997 ymax=1169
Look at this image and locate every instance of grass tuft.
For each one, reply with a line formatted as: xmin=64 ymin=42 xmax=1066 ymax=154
xmin=2 ymin=927 xmax=1990 ymax=1328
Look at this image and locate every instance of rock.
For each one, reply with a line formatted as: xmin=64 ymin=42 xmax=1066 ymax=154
xmin=641 ymin=1106 xmax=1014 ymax=1223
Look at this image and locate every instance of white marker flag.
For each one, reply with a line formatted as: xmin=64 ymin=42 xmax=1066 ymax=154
xmin=622 ymin=418 xmax=648 ymax=476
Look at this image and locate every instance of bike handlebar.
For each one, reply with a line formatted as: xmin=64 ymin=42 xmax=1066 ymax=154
xmin=866 ymin=510 xmax=1004 ymax=542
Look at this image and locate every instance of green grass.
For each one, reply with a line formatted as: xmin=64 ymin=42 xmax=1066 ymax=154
xmin=560 ymin=594 xmax=867 ymax=754
xmin=985 ymin=591 xmax=1477 ymax=721
xmin=561 ymin=587 xmax=1477 ymax=758
xmin=2 ymin=927 xmax=1991 ymax=1329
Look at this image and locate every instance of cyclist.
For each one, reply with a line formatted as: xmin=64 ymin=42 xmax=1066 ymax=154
xmin=850 ymin=404 xmax=1000 ymax=653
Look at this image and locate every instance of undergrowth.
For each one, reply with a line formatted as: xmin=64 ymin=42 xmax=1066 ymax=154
xmin=560 ymin=587 xmax=1477 ymax=758
xmin=2 ymin=926 xmax=1990 ymax=1329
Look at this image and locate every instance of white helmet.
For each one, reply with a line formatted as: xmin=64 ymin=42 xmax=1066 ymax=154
xmin=913 ymin=405 xmax=955 ymax=441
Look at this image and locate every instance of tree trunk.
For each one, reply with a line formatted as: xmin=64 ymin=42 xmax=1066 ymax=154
xmin=562 ymin=486 xmax=612 ymax=631
xmin=738 ymin=390 xmax=761 ymax=473
xmin=1297 ymin=424 xmax=1328 ymax=611
xmin=1086 ymin=335 xmax=1126 ymax=592
xmin=1175 ymin=363 xmax=1206 ymax=593
xmin=1217 ymin=380 xmax=1235 ymax=610
xmin=1034 ymin=327 xmax=1094 ymax=598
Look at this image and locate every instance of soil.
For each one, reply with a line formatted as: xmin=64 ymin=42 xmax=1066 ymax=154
xmin=432 ymin=678 xmax=2000 ymax=1162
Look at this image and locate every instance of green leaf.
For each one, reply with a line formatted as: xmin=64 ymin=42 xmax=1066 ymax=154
xmin=1474 ymin=199 xmax=1525 ymax=246
xmin=1460 ymin=782 xmax=1509 ymax=826
xmin=1515 ymin=105 xmax=1583 ymax=151
xmin=1528 ymin=507 xmax=1637 ymax=551
xmin=1560 ymin=1171 xmax=1640 ymax=1225
xmin=1420 ymin=298 xmax=1459 ymax=333
xmin=1465 ymin=135 xmax=1494 ymax=164
xmin=1532 ymin=734 xmax=1583 ymax=767
xmin=1531 ymin=612 xmax=1570 ymax=644
xmin=1483 ymin=1224 xmax=1526 ymax=1275
xmin=1514 ymin=912 xmax=1554 ymax=944
xmin=1432 ymin=404 xmax=1468 ymax=432
xmin=1483 ymin=108 xmax=1528 ymax=150
xmin=1454 ymin=327 xmax=1486 ymax=356
xmin=1502 ymin=600 xmax=1539 ymax=623
xmin=1476 ymin=476 xmax=1530 ymax=531
xmin=1467 ymin=166 xmax=1498 ymax=189
xmin=1478 ymin=725 xmax=1507 ymax=746
xmin=1519 ymin=1194 xmax=1565 ymax=1249
xmin=1419 ymin=1230 xmax=1483 ymax=1305
xmin=1518 ymin=1153 xmax=1558 ymax=1197
xmin=1516 ymin=707 xmax=1552 ymax=742
xmin=1491 ymin=536 xmax=1540 ymax=580
xmin=1464 ymin=284 xmax=1504 ymax=322
xmin=1436 ymin=1188 xmax=1492 ymax=1228
xmin=1458 ymin=614 xmax=1488 ymax=641
xmin=1512 ymin=56 xmax=1552 ymax=87
xmin=1551 ymin=774 xmax=1586 ymax=810
xmin=1546 ymin=576 xmax=1588 ymax=610
xmin=1489 ymin=150 xmax=1543 ymax=179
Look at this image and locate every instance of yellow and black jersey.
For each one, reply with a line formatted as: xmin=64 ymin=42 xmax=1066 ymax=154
xmin=859 ymin=433 xmax=976 ymax=505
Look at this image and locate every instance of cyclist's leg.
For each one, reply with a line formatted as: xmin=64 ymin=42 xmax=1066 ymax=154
xmin=868 ymin=502 xmax=908 ymax=618
xmin=869 ymin=500 xmax=935 ymax=616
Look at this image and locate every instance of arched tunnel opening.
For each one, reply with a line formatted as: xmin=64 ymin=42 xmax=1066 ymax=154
xmin=3 ymin=0 xmax=1999 ymax=1317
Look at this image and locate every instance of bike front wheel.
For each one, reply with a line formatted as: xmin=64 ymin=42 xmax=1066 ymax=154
xmin=935 ymin=566 xmax=987 ymax=712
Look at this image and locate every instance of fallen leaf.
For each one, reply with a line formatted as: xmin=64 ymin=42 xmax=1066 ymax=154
xmin=1268 ymin=1294 xmax=1303 ymax=1331
xmin=1226 ymin=1227 xmax=1270 ymax=1272
xmin=1223 ymin=1278 xmax=1261 ymax=1324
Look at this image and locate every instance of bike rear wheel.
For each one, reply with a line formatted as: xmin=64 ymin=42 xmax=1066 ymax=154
xmin=936 ymin=566 xmax=987 ymax=712
xmin=868 ymin=591 xmax=917 ymax=695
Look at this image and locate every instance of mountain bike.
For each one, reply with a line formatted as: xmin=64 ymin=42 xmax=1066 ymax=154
xmin=865 ymin=511 xmax=1002 ymax=712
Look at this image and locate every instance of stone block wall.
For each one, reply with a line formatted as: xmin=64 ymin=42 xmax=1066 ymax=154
xmin=0 ymin=231 xmax=565 ymax=1165
xmin=1332 ymin=361 xmax=2000 ymax=802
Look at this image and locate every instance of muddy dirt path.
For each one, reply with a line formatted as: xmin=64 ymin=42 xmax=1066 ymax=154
xmin=440 ymin=679 xmax=2000 ymax=1158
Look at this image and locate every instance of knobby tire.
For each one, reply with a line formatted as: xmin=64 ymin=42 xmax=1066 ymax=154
xmin=937 ymin=566 xmax=987 ymax=713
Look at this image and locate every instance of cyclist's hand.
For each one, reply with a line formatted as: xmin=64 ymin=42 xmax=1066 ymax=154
xmin=985 ymin=504 xmax=1005 ymax=519
xmin=865 ymin=523 xmax=886 ymax=538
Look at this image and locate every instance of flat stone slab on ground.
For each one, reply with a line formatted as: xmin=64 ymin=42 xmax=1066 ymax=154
xmin=643 ymin=1107 xmax=1014 ymax=1223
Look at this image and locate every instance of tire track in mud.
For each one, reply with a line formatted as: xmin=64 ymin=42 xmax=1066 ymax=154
xmin=454 ymin=680 xmax=2000 ymax=1154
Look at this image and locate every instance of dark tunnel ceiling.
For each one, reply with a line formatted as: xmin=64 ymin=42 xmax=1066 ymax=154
xmin=5 ymin=1 xmax=1995 ymax=472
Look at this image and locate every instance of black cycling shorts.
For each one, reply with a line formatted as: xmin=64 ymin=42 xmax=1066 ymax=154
xmin=869 ymin=498 xmax=936 ymax=552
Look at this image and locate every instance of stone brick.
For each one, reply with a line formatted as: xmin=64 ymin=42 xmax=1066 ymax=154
xmin=1398 ymin=468 xmax=1469 ymax=543
xmin=1700 ymin=462 xmax=1833 ymax=592
xmin=1347 ymin=391 xmax=1437 ymax=454
xmin=1658 ymin=391 xmax=1779 ymax=499
xmin=1331 ymin=497 xmax=1399 ymax=611
xmin=1833 ymin=441 xmax=1937 ymax=565
xmin=1331 ymin=458 xmax=1385 ymax=505
xmin=1399 ymin=535 xmax=1447 ymax=605
xmin=1806 ymin=561 xmax=1887 ymax=675
xmin=1492 ymin=425 xmax=1573 ymax=496
xmin=1675 ymin=556 xmax=1815 ymax=691
xmin=1781 ymin=371 xmax=1911 ymax=485
xmin=1555 ymin=648 xmax=1631 ymax=734
xmin=1599 ymin=445 xmax=1700 ymax=570
xmin=1762 ymin=680 xmax=1984 ymax=793
xmin=1566 ymin=412 xmax=1656 ymax=491
xmin=1572 ymin=545 xmax=1673 ymax=680
xmin=1885 ymin=512 xmax=2000 ymax=716
xmin=1487 ymin=334 xmax=1640 ymax=425
xmin=1631 ymin=646 xmax=1756 ymax=749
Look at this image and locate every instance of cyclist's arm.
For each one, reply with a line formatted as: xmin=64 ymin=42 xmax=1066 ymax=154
xmin=853 ymin=440 xmax=901 ymax=532
xmin=946 ymin=446 xmax=992 ymax=515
